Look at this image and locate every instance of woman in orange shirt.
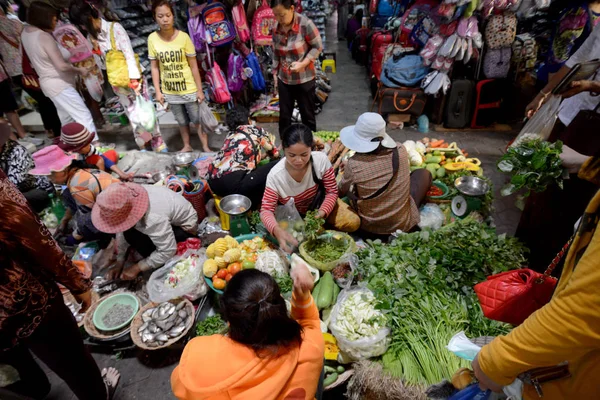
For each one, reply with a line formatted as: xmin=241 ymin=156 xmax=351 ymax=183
xmin=171 ymin=262 xmax=324 ymax=400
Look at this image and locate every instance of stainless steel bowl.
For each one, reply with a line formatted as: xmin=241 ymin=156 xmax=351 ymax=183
xmin=152 ymin=171 xmax=170 ymax=183
xmin=454 ymin=176 xmax=490 ymax=197
xmin=172 ymin=153 xmax=196 ymax=168
xmin=219 ymin=194 xmax=252 ymax=216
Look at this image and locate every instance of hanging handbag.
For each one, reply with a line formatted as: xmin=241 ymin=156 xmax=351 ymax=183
xmin=561 ymin=100 xmax=600 ymax=157
xmin=308 ymin=156 xmax=327 ymax=211
xmin=474 ymin=237 xmax=573 ymax=326
xmin=106 ymin=23 xmax=141 ymax=88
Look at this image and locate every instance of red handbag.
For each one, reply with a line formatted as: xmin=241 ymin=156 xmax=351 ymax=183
xmin=474 ymin=238 xmax=573 ymax=326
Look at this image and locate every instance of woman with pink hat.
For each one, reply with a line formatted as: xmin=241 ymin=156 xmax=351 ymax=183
xmin=92 ymin=182 xmax=198 ymax=280
xmin=29 ymin=145 xmax=118 ymax=246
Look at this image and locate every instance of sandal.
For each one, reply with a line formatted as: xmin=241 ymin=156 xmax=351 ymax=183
xmin=101 ymin=367 xmax=120 ymax=400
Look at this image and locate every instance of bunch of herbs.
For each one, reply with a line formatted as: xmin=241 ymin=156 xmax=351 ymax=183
xmin=303 ymin=211 xmax=325 ymax=241
xmin=195 ymin=315 xmax=227 ymax=337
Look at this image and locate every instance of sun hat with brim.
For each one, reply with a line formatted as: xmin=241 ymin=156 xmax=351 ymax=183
xmin=340 ymin=112 xmax=397 ymax=153
xmin=29 ymin=145 xmax=78 ymax=176
xmin=91 ymin=182 xmax=150 ymax=234
xmin=58 ymin=122 xmax=95 ymax=152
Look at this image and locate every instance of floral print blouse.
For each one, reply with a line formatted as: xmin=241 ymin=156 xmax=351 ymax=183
xmin=208 ymin=125 xmax=279 ymax=180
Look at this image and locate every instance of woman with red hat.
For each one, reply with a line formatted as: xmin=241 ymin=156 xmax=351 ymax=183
xmin=92 ymin=182 xmax=198 ymax=280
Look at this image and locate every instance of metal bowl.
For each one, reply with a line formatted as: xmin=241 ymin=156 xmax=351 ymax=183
xmin=172 ymin=153 xmax=196 ymax=168
xmin=454 ymin=176 xmax=490 ymax=197
xmin=152 ymin=171 xmax=170 ymax=183
xmin=219 ymin=194 xmax=252 ymax=216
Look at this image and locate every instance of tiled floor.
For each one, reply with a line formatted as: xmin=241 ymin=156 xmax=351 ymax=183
xmin=11 ymin=13 xmax=523 ymax=400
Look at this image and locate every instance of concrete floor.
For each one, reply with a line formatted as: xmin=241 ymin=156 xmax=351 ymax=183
xmin=13 ymin=13 xmax=523 ymax=400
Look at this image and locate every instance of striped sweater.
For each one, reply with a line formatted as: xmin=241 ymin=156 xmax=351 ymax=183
xmin=261 ymin=152 xmax=338 ymax=234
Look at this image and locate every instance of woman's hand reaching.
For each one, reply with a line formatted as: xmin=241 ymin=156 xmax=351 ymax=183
xmin=274 ymin=226 xmax=299 ymax=254
xmin=291 ymin=256 xmax=314 ymax=300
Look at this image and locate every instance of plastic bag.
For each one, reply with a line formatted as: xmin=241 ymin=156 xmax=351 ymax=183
xmin=329 ymin=287 xmax=390 ymax=361
xmin=418 ymin=203 xmax=445 ymax=230
xmin=198 ymin=100 xmax=218 ymax=134
xmin=128 ymin=95 xmax=157 ymax=133
xmin=511 ymin=95 xmax=561 ymax=145
xmin=274 ymin=198 xmax=304 ymax=241
xmin=147 ymin=249 xmax=207 ymax=302
xmin=333 ymin=253 xmax=357 ymax=289
xmin=446 ymin=331 xmax=482 ymax=361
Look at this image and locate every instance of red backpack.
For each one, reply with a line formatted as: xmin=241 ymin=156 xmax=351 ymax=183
xmin=202 ymin=1 xmax=236 ymax=47
xmin=205 ymin=45 xmax=231 ymax=103
xmin=232 ymin=0 xmax=251 ymax=43
xmin=252 ymin=0 xmax=276 ymax=46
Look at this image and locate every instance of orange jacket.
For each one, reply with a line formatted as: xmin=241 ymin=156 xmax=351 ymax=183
xmin=171 ymin=294 xmax=324 ymax=400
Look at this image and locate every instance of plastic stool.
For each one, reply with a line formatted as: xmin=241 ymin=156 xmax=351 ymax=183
xmin=322 ymin=59 xmax=336 ymax=73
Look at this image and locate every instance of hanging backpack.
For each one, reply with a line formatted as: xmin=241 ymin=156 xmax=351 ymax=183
xmin=188 ymin=5 xmax=207 ymax=51
xmin=484 ymin=13 xmax=517 ymax=50
xmin=205 ymin=45 xmax=232 ymax=103
xmin=370 ymin=0 xmax=378 ymax=15
xmin=245 ymin=50 xmax=266 ymax=91
xmin=232 ymin=0 xmax=251 ymax=43
xmin=483 ymin=47 xmax=511 ymax=78
xmin=377 ymin=0 xmax=395 ymax=17
xmin=203 ymin=1 xmax=236 ymax=47
xmin=227 ymin=52 xmax=246 ymax=92
xmin=252 ymin=0 xmax=276 ymax=47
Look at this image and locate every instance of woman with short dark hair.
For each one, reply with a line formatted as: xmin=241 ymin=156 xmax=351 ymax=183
xmin=171 ymin=263 xmax=324 ymax=399
xmin=21 ymin=2 xmax=97 ymax=138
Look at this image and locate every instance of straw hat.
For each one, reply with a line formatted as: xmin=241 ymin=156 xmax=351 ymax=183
xmin=58 ymin=122 xmax=95 ymax=152
xmin=91 ymin=183 xmax=150 ymax=234
xmin=29 ymin=145 xmax=78 ymax=176
xmin=340 ymin=113 xmax=396 ymax=153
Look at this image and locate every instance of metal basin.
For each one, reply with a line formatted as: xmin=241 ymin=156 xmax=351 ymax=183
xmin=454 ymin=176 xmax=490 ymax=197
xmin=152 ymin=171 xmax=170 ymax=183
xmin=219 ymin=194 xmax=252 ymax=216
xmin=173 ymin=153 xmax=196 ymax=168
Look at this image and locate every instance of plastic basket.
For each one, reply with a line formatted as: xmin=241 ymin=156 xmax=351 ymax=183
xmin=299 ymin=231 xmax=357 ymax=271
xmin=183 ymin=181 xmax=207 ymax=223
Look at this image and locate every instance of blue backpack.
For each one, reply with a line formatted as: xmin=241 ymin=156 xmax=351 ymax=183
xmin=377 ymin=0 xmax=395 ymax=17
xmin=245 ymin=51 xmax=265 ymax=91
xmin=380 ymin=54 xmax=429 ymax=88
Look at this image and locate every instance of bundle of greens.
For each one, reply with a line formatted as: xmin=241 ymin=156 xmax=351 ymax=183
xmin=249 ymin=211 xmax=266 ymax=233
xmin=303 ymin=211 xmax=325 ymax=241
xmin=498 ymin=138 xmax=564 ymax=201
xmin=274 ymin=273 xmax=293 ymax=294
xmin=195 ymin=315 xmax=227 ymax=337
xmin=356 ymin=217 xmax=527 ymax=385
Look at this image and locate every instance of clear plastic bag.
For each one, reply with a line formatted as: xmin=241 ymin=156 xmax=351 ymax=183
xmin=418 ymin=203 xmax=445 ymax=230
xmin=511 ymin=95 xmax=561 ymax=146
xmin=275 ymin=198 xmax=304 ymax=242
xmin=329 ymin=287 xmax=391 ymax=361
xmin=128 ymin=95 xmax=157 ymax=133
xmin=333 ymin=253 xmax=357 ymax=289
xmin=147 ymin=249 xmax=207 ymax=302
xmin=198 ymin=101 xmax=218 ymax=134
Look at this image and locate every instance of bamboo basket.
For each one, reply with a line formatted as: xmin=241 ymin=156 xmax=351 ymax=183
xmin=130 ymin=298 xmax=194 ymax=350
xmin=83 ymin=292 xmax=140 ymax=341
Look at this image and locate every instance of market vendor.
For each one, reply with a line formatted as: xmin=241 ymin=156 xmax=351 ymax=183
xmin=207 ymin=105 xmax=280 ymax=209
xmin=472 ymin=153 xmax=600 ymax=399
xmin=0 ymin=121 xmax=54 ymax=212
xmin=171 ymin=264 xmax=324 ymax=399
xmin=261 ymin=124 xmax=354 ymax=252
xmin=91 ymin=182 xmax=198 ymax=280
xmin=29 ymin=145 xmax=117 ymax=246
xmin=338 ymin=113 xmax=431 ymax=236
xmin=57 ymin=122 xmax=134 ymax=181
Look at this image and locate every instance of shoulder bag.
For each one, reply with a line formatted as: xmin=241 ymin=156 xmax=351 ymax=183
xmin=308 ymin=156 xmax=327 ymax=212
xmin=106 ymin=22 xmax=141 ymax=88
xmin=346 ymin=147 xmax=399 ymax=207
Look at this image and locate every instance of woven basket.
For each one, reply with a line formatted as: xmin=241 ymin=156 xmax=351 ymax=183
xmin=183 ymin=182 xmax=207 ymax=222
xmin=130 ymin=298 xmax=195 ymax=350
xmin=325 ymin=369 xmax=354 ymax=391
xmin=83 ymin=292 xmax=140 ymax=341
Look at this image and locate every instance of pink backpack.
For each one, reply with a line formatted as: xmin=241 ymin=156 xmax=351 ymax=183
xmin=252 ymin=1 xmax=276 ymax=46
xmin=205 ymin=45 xmax=231 ymax=103
xmin=232 ymin=0 xmax=251 ymax=43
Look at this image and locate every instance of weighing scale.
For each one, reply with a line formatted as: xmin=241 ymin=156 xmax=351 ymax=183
xmin=172 ymin=153 xmax=199 ymax=178
xmin=218 ymin=194 xmax=252 ymax=236
xmin=451 ymin=176 xmax=490 ymax=219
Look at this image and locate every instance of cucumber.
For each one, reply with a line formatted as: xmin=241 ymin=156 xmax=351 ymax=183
xmin=332 ymin=283 xmax=341 ymax=304
xmin=337 ymin=366 xmax=345 ymax=373
xmin=323 ymin=373 xmax=338 ymax=387
xmin=324 ymin=366 xmax=337 ymax=374
xmin=317 ymin=272 xmax=334 ymax=310
xmin=312 ymin=279 xmax=322 ymax=302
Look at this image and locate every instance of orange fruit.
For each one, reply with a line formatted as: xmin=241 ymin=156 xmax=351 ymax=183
xmin=225 ymin=273 xmax=233 ymax=282
xmin=227 ymin=262 xmax=242 ymax=276
xmin=216 ymin=269 xmax=228 ymax=279
xmin=213 ymin=278 xmax=226 ymax=290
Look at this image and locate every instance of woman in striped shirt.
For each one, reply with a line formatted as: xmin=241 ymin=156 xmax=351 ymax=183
xmin=261 ymin=124 xmax=338 ymax=252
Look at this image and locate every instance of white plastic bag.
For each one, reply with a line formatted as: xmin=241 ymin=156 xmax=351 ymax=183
xmin=329 ymin=287 xmax=390 ymax=361
xmin=418 ymin=203 xmax=445 ymax=230
xmin=128 ymin=95 xmax=157 ymax=133
xmin=147 ymin=249 xmax=207 ymax=302
xmin=274 ymin=198 xmax=304 ymax=241
xmin=446 ymin=331 xmax=482 ymax=361
xmin=198 ymin=100 xmax=218 ymax=134
xmin=512 ymin=95 xmax=561 ymax=145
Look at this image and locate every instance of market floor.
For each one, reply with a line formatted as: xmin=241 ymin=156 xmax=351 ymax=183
xmin=20 ymin=14 xmax=524 ymax=400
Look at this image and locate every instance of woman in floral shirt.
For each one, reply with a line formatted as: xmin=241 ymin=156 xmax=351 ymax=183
xmin=208 ymin=105 xmax=279 ymax=209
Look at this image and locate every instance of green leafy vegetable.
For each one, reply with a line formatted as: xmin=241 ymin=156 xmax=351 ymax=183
xmin=249 ymin=211 xmax=265 ymax=233
xmin=498 ymin=139 xmax=564 ymax=201
xmin=274 ymin=273 xmax=293 ymax=294
xmin=304 ymin=210 xmax=325 ymax=241
xmin=195 ymin=315 xmax=227 ymax=337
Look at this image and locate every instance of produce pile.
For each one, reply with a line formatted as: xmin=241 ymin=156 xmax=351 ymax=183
xmin=356 ymin=217 xmax=527 ymax=385
xmin=404 ymin=138 xmax=482 ymax=179
xmin=195 ymin=315 xmax=227 ymax=337
xmin=165 ymin=254 xmax=200 ymax=288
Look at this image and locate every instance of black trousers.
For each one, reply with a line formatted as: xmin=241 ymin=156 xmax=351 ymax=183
xmin=13 ymin=76 xmax=62 ymax=137
xmin=124 ymin=226 xmax=195 ymax=258
xmin=0 ymin=293 xmax=106 ymax=400
xmin=208 ymin=161 xmax=279 ymax=210
xmin=278 ymin=78 xmax=317 ymax=136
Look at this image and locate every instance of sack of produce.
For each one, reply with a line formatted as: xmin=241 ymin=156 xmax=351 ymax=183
xmin=329 ymin=287 xmax=390 ymax=361
xmin=275 ymin=198 xmax=305 ymax=241
xmin=299 ymin=231 xmax=357 ymax=271
xmin=147 ymin=249 xmax=208 ymax=302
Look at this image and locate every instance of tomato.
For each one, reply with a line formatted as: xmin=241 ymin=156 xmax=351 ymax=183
xmin=216 ymin=269 xmax=228 ymax=279
xmin=225 ymin=273 xmax=234 ymax=282
xmin=213 ymin=278 xmax=226 ymax=290
xmin=242 ymin=260 xmax=255 ymax=270
xmin=228 ymin=262 xmax=242 ymax=275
